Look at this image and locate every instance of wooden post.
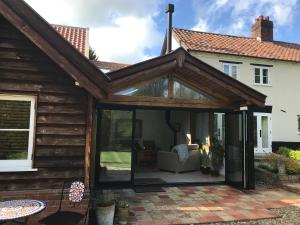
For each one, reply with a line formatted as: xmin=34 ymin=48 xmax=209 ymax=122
xmin=168 ymin=75 xmax=174 ymax=98
xmin=84 ymin=94 xmax=93 ymax=188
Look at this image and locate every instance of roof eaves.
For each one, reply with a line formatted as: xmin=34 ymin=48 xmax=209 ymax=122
xmin=0 ymin=0 xmax=109 ymax=98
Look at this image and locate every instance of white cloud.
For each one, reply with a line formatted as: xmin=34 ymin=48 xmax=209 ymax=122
xmin=90 ymin=16 xmax=161 ymax=63
xmin=191 ymin=0 xmax=299 ymax=37
xmin=191 ymin=19 xmax=209 ymax=32
xmin=24 ymin=0 xmax=163 ymax=64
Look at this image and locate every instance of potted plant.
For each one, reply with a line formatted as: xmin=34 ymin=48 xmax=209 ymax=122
xmin=210 ymin=137 xmax=224 ymax=176
xmin=116 ymin=200 xmax=129 ymax=225
xmin=199 ymin=147 xmax=211 ymax=174
xmin=93 ymin=191 xmax=116 ymax=225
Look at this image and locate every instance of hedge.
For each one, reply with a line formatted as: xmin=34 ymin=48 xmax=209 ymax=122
xmin=277 ymin=147 xmax=300 ymax=161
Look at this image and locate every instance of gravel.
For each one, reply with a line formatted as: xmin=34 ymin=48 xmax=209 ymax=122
xmin=201 ymin=206 xmax=300 ymax=225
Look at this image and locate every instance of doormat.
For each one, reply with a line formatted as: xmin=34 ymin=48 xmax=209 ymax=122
xmin=134 ymin=186 xmax=165 ymax=193
xmin=134 ymin=178 xmax=166 ymax=185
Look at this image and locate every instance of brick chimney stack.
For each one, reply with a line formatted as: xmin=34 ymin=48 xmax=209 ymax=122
xmin=251 ymin=15 xmax=273 ymax=42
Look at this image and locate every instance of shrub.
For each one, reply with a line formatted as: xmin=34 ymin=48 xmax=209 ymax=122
xmin=285 ymin=158 xmax=300 ymax=175
xmin=277 ymin=147 xmax=300 ymax=161
xmin=265 ymin=153 xmax=287 ymax=168
xmin=258 ymin=164 xmax=278 ymax=173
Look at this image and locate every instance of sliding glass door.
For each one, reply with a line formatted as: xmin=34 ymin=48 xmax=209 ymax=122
xmin=97 ymin=109 xmax=134 ymax=184
xmin=225 ymin=112 xmax=246 ymax=188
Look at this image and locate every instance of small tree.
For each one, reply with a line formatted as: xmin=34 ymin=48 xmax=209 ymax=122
xmin=89 ymin=47 xmax=98 ymax=60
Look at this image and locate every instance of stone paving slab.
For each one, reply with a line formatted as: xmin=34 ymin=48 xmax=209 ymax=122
xmin=111 ymin=185 xmax=300 ymax=225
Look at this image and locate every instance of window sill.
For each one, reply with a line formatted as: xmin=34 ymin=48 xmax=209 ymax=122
xmin=253 ymin=83 xmax=272 ymax=87
xmin=0 ymin=168 xmax=38 ymax=172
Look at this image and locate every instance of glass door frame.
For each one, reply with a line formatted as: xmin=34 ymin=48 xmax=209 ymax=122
xmin=95 ymin=106 xmax=136 ymax=188
xmin=225 ymin=109 xmax=255 ymax=189
xmin=254 ymin=112 xmax=272 ymax=153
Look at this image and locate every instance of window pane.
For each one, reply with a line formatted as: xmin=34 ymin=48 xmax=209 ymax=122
xmin=173 ymin=81 xmax=215 ymax=100
xmin=231 ymin=65 xmax=237 ymax=79
xmin=263 ymin=69 xmax=268 ymax=84
xmin=0 ymin=100 xmax=31 ymax=129
xmin=255 ymin=68 xmax=260 ymax=84
xmin=0 ymin=131 xmax=29 ymax=159
xmin=115 ymin=78 xmax=168 ymax=97
xmin=223 ymin=64 xmax=229 ymax=75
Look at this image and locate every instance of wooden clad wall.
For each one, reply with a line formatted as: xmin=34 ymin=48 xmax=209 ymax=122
xmin=0 ymin=15 xmax=88 ymax=190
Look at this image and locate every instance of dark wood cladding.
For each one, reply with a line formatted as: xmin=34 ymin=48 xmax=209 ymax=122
xmin=0 ymin=15 xmax=88 ymax=191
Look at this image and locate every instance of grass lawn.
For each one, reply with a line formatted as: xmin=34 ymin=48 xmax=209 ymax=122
xmin=100 ymin=151 xmax=131 ymax=169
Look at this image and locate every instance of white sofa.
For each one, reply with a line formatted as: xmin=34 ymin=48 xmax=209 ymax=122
xmin=157 ymin=144 xmax=200 ymax=173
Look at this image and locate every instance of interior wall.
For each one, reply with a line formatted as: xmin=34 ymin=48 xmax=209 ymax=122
xmin=136 ymin=110 xmax=173 ymax=151
xmin=194 ymin=112 xmax=209 ymax=145
xmin=171 ymin=111 xmax=191 ymax=144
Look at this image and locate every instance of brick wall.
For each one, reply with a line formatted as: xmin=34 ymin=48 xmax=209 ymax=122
xmin=0 ymin=189 xmax=89 ymax=225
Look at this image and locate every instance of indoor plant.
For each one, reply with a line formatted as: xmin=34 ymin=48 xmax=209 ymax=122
xmin=94 ymin=191 xmax=116 ymax=225
xmin=199 ymin=146 xmax=211 ymax=174
xmin=116 ymin=200 xmax=130 ymax=225
xmin=210 ymin=137 xmax=224 ymax=176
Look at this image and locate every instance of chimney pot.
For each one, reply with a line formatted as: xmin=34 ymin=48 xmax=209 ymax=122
xmin=252 ymin=15 xmax=273 ymax=41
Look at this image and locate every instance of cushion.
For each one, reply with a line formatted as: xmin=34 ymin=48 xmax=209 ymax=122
xmin=172 ymin=144 xmax=189 ymax=162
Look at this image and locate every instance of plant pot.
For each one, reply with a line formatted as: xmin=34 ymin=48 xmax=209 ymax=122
xmin=277 ymin=163 xmax=286 ymax=175
xmin=95 ymin=202 xmax=115 ymax=225
xmin=117 ymin=207 xmax=129 ymax=225
xmin=211 ymin=170 xmax=220 ymax=177
xmin=200 ymin=166 xmax=204 ymax=172
xmin=202 ymin=167 xmax=211 ymax=174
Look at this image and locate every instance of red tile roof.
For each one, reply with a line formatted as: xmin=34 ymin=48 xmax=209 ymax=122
xmin=52 ymin=24 xmax=89 ymax=57
xmin=173 ymin=28 xmax=300 ymax=62
xmin=92 ymin=60 xmax=130 ymax=72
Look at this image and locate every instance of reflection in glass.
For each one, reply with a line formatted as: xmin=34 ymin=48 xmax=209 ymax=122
xmin=173 ymin=81 xmax=214 ymax=100
xmin=227 ymin=113 xmax=244 ymax=187
xmin=99 ymin=110 xmax=133 ymax=183
xmin=115 ymin=78 xmax=168 ymax=97
xmin=0 ymin=131 xmax=28 ymax=159
xmin=261 ymin=116 xmax=269 ymax=148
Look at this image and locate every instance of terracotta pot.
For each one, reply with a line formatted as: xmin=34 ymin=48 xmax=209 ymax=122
xmin=95 ymin=202 xmax=115 ymax=225
xmin=117 ymin=207 xmax=129 ymax=225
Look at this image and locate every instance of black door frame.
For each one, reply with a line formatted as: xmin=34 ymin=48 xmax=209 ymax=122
xmin=95 ymin=106 xmax=136 ymax=188
xmin=95 ymin=103 xmax=255 ymax=189
xmin=225 ymin=109 xmax=255 ymax=190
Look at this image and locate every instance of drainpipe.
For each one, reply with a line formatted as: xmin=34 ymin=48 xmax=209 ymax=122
xmin=166 ymin=3 xmax=174 ymax=54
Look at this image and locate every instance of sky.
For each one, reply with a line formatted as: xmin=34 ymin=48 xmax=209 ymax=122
xmin=24 ymin=0 xmax=300 ymax=64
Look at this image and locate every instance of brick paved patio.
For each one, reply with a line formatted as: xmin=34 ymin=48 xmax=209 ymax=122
xmin=110 ymin=185 xmax=300 ymax=225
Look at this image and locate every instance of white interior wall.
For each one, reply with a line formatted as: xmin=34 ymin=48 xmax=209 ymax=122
xmin=136 ymin=110 xmax=173 ymax=151
xmin=194 ymin=112 xmax=209 ymax=145
xmin=171 ymin=111 xmax=190 ymax=144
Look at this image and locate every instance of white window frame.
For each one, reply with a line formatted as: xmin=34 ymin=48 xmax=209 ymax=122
xmin=253 ymin=66 xmax=271 ymax=86
xmin=297 ymin=115 xmax=300 ymax=134
xmin=222 ymin=63 xmax=239 ymax=80
xmin=0 ymin=94 xmax=37 ymax=172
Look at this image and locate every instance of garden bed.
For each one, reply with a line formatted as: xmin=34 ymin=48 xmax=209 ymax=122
xmin=255 ymin=167 xmax=300 ymax=185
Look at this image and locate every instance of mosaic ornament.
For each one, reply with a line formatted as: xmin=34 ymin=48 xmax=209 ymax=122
xmin=68 ymin=181 xmax=85 ymax=203
xmin=0 ymin=200 xmax=45 ymax=220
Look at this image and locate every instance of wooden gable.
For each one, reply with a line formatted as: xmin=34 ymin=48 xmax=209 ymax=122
xmin=103 ymin=48 xmax=266 ymax=110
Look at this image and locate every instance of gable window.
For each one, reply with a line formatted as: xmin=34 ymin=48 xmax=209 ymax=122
xmin=254 ymin=67 xmax=270 ymax=85
xmin=0 ymin=94 xmax=36 ymax=171
xmin=114 ymin=78 xmax=168 ymax=97
xmin=173 ymin=80 xmax=215 ymax=100
xmin=223 ymin=63 xmax=238 ymax=79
